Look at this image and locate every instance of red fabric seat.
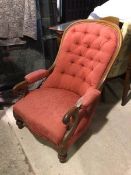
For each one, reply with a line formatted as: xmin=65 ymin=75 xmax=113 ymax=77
xmin=13 ymin=20 xmax=122 ymax=162
xmin=14 ymin=88 xmax=80 ymax=144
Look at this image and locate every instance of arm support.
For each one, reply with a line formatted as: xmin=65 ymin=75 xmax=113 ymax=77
xmin=13 ymin=63 xmax=55 ymax=94
xmin=25 ymin=69 xmax=49 ymax=84
xmin=62 ymin=106 xmax=80 ymax=145
xmin=13 ymin=69 xmax=49 ymax=94
xmin=76 ymin=88 xmax=101 ymax=109
xmin=61 ymin=88 xmax=101 ymax=145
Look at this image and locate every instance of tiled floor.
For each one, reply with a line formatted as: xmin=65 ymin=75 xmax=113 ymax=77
xmin=0 ymin=79 xmax=131 ymax=175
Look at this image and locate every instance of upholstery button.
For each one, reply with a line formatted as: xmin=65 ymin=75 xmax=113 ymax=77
xmin=71 ymin=60 xmax=74 ymax=64
xmin=75 ymin=41 xmax=79 ymax=45
xmin=97 ymin=47 xmax=101 ymax=50
xmin=80 ymin=63 xmax=84 ymax=67
xmin=98 ymin=59 xmax=101 ymax=63
xmin=72 ymin=74 xmax=76 ymax=77
xmin=106 ymin=36 xmax=111 ymax=40
xmin=79 ymin=53 xmax=82 ymax=56
xmin=61 ymin=71 xmax=64 ymax=74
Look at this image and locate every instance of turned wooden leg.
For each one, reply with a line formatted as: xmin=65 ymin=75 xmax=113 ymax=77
xmin=121 ymin=70 xmax=131 ymax=106
xmin=58 ymin=147 xmax=67 ymax=163
xmin=16 ymin=119 xmax=24 ymax=129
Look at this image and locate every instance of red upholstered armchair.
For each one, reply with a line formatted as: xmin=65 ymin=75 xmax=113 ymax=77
xmin=13 ymin=20 xmax=122 ymax=162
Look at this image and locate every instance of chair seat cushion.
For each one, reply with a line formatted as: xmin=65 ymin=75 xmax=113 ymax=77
xmin=13 ymin=88 xmax=80 ymax=145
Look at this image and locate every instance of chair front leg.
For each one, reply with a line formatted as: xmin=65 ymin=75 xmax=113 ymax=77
xmin=58 ymin=145 xmax=68 ymax=163
xmin=13 ymin=111 xmax=25 ymax=129
xmin=58 ymin=106 xmax=80 ymax=163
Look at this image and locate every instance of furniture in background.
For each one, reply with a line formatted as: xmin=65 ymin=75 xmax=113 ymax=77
xmin=42 ymin=0 xmax=108 ymax=66
xmin=89 ymin=0 xmax=131 ymax=105
xmin=12 ymin=20 xmax=122 ymax=162
xmin=122 ymin=54 xmax=131 ymax=105
xmin=101 ymin=17 xmax=131 ymax=105
xmin=49 ymin=21 xmax=73 ymax=44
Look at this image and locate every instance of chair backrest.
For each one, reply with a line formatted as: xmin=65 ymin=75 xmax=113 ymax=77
xmin=44 ymin=20 xmax=122 ymax=96
xmin=101 ymin=16 xmax=120 ymax=27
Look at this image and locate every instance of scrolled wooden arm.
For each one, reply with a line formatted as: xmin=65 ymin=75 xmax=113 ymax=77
xmin=62 ymin=105 xmax=81 ymax=145
xmin=58 ymin=105 xmax=81 ymax=162
xmin=63 ymin=106 xmax=78 ymax=124
xmin=61 ymin=88 xmax=100 ymax=146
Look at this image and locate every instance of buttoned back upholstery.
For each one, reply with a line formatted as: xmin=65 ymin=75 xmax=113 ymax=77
xmin=44 ymin=20 xmax=121 ymax=96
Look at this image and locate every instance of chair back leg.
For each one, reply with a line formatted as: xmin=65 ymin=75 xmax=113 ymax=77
xmin=121 ymin=65 xmax=131 ymax=105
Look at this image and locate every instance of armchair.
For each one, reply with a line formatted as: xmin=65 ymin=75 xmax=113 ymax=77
xmin=13 ymin=19 xmax=122 ymax=162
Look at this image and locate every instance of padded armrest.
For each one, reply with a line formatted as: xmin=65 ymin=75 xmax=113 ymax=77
xmin=25 ymin=69 xmax=49 ymax=84
xmin=76 ymin=88 xmax=101 ymax=109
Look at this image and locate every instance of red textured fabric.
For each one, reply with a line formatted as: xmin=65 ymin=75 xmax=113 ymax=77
xmin=13 ymin=88 xmax=80 ymax=145
xmin=25 ymin=69 xmax=48 ymax=84
xmin=43 ymin=22 xmax=118 ymax=96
